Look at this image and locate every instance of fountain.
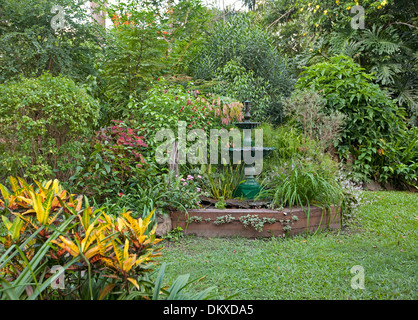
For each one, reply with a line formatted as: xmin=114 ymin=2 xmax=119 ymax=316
xmin=225 ymin=100 xmax=275 ymax=200
xmin=169 ymin=101 xmax=341 ymax=237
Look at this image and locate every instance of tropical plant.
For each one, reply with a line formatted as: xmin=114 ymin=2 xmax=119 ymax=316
xmin=295 ymin=55 xmax=408 ymax=182
xmin=0 ymin=218 xmax=78 ymax=300
xmin=0 ymin=176 xmax=226 ymax=300
xmin=0 ymin=177 xmax=162 ymax=300
xmin=0 ymin=176 xmax=76 ymax=238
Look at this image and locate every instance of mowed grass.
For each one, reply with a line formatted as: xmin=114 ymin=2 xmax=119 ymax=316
xmin=157 ymin=191 xmax=418 ymax=299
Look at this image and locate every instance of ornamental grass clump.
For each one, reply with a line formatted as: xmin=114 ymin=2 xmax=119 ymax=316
xmin=260 ymin=158 xmax=345 ymax=232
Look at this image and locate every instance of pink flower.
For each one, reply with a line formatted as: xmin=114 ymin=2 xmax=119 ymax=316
xmin=197 ymin=188 xmax=201 ymax=192
xmin=187 ymin=175 xmax=194 ymax=180
xmin=181 ymin=178 xmax=186 ymax=182
xmin=182 ymin=182 xmax=187 ymax=186
xmin=197 ymin=175 xmax=202 ymax=179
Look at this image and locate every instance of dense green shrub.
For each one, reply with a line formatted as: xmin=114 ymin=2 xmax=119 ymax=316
xmin=377 ymin=127 xmax=418 ymax=189
xmin=283 ymin=88 xmax=346 ymax=152
xmin=187 ymin=14 xmax=294 ymax=124
xmin=295 ymin=55 xmax=410 ymax=183
xmin=0 ymin=0 xmax=102 ymax=84
xmin=129 ymin=79 xmax=243 ymax=156
xmin=0 ymin=73 xmax=100 ymax=181
xmin=211 ymin=59 xmax=272 ymax=122
xmin=69 ymin=120 xmax=149 ymax=202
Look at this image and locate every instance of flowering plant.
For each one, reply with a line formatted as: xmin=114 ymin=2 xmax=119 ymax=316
xmin=132 ymin=79 xmax=243 ymax=152
xmin=168 ymin=173 xmax=203 ymax=210
xmin=69 ymin=120 xmax=149 ymax=202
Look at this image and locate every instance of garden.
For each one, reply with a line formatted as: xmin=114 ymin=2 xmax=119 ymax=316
xmin=0 ymin=0 xmax=417 ymax=301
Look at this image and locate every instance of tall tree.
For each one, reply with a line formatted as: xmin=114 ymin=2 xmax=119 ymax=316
xmin=0 ymin=0 xmax=103 ymax=84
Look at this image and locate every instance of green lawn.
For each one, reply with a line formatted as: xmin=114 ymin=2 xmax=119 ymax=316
xmin=157 ymin=191 xmax=418 ymax=299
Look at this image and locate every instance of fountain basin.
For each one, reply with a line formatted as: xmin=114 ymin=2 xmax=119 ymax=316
xmin=225 ymin=147 xmax=276 ymax=160
xmin=233 ymin=122 xmax=261 ymax=129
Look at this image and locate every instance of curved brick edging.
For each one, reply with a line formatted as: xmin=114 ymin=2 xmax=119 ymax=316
xmin=170 ymin=206 xmax=341 ymax=238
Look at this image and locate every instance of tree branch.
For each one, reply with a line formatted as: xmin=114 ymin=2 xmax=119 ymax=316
xmin=267 ymin=8 xmax=293 ymax=30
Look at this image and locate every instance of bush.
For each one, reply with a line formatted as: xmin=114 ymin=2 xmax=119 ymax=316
xmin=0 ymin=176 xmax=221 ymax=300
xmin=69 ymin=120 xmax=149 ymax=202
xmin=0 ymin=73 xmax=100 ymax=182
xmin=129 ymin=79 xmax=243 ymax=159
xmin=378 ymin=127 xmax=418 ymax=189
xmin=187 ymin=14 xmax=294 ymax=124
xmin=211 ymin=59 xmax=272 ymax=122
xmin=295 ymin=55 xmax=408 ymax=182
xmin=283 ymin=88 xmax=346 ymax=153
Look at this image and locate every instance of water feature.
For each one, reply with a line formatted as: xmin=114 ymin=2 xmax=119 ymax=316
xmin=226 ymin=100 xmax=275 ymax=199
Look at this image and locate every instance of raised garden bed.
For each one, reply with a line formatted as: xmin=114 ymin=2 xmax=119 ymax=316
xmin=170 ymin=205 xmax=341 ymax=238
